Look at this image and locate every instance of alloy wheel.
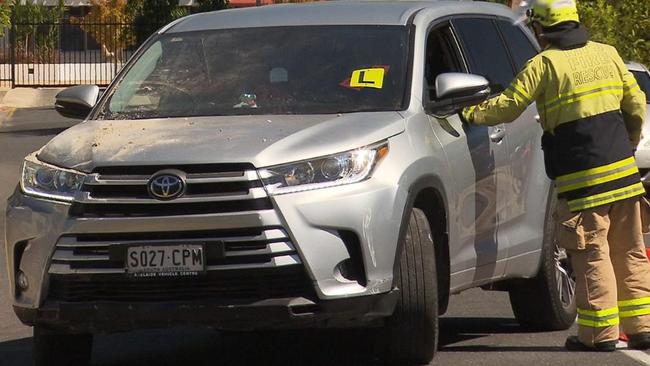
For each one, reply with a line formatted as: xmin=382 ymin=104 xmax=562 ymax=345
xmin=554 ymin=245 xmax=576 ymax=309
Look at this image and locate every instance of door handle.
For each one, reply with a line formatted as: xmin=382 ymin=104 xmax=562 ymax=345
xmin=490 ymin=127 xmax=506 ymax=143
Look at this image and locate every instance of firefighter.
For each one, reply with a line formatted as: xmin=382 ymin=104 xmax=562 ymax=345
xmin=462 ymin=0 xmax=650 ymax=352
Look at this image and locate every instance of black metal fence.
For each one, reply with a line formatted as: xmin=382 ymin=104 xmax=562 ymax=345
xmin=0 ymin=17 xmax=164 ymax=88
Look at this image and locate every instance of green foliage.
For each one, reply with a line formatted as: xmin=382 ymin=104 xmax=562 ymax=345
xmin=127 ymin=0 xmax=228 ymax=45
xmin=12 ymin=0 xmax=65 ymax=62
xmin=127 ymin=0 xmax=189 ymax=45
xmin=0 ymin=1 xmax=11 ymax=36
xmin=72 ymin=0 xmax=136 ymax=61
xmin=578 ymin=0 xmax=650 ymax=67
xmin=485 ymin=0 xmax=650 ymax=66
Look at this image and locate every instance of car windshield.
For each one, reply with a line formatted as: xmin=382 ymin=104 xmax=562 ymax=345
xmin=98 ymin=25 xmax=410 ymax=120
xmin=631 ymin=70 xmax=650 ymax=103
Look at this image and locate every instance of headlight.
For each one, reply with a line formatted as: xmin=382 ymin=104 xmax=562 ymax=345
xmin=21 ymin=155 xmax=86 ymax=202
xmin=259 ymin=141 xmax=389 ymax=195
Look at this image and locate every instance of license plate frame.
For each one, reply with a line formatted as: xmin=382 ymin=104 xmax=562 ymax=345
xmin=125 ymin=244 xmax=206 ymax=277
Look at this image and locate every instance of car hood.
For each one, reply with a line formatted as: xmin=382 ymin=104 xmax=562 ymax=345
xmin=37 ymin=112 xmax=405 ymax=172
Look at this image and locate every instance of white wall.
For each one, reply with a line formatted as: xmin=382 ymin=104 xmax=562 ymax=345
xmin=2 ymin=62 xmax=124 ymax=85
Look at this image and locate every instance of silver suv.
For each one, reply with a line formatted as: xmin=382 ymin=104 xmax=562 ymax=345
xmin=5 ymin=2 xmax=576 ymax=365
xmin=629 ymin=62 xmax=650 ymax=183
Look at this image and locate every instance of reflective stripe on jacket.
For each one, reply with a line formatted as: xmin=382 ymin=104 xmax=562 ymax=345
xmin=469 ymin=41 xmax=647 ymax=212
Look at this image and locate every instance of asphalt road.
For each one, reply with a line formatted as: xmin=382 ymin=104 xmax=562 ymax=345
xmin=0 ymin=108 xmax=648 ymax=366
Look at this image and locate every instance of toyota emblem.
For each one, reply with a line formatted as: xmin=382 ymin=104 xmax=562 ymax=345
xmin=148 ymin=172 xmax=185 ymax=200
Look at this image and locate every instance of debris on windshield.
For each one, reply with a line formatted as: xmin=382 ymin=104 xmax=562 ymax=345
xmin=100 ymin=27 xmax=407 ymax=119
xmin=233 ymin=93 xmax=258 ymax=109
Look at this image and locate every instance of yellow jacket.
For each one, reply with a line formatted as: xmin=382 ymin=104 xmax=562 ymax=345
xmin=465 ymin=41 xmax=647 ymax=212
xmin=466 ymin=41 xmax=646 ymax=146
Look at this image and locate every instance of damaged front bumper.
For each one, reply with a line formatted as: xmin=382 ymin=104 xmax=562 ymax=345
xmin=14 ymin=291 xmax=398 ymax=333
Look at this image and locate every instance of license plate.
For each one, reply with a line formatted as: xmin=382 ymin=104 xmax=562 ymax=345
xmin=126 ymin=244 xmax=205 ymax=277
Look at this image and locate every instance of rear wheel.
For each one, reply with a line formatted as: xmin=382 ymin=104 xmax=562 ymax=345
xmin=508 ymin=192 xmax=577 ymax=330
xmin=384 ymin=207 xmax=438 ymax=364
xmin=33 ymin=326 xmax=93 ymax=366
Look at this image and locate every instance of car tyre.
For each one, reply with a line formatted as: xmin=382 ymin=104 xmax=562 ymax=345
xmin=508 ymin=191 xmax=577 ymax=330
xmin=384 ymin=207 xmax=438 ymax=365
xmin=33 ymin=326 xmax=93 ymax=366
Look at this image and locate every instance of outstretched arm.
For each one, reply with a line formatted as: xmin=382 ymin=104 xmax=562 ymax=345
xmin=611 ymin=53 xmax=646 ymax=147
xmin=463 ymin=55 xmax=547 ymax=126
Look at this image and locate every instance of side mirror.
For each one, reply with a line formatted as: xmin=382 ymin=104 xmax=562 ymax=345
xmin=54 ymin=85 xmax=100 ymax=119
xmin=426 ymin=73 xmax=491 ymax=115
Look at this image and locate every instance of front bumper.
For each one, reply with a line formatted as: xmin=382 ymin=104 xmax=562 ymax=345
xmin=5 ymin=166 xmax=406 ymax=330
xmin=13 ymin=291 xmax=398 ymax=333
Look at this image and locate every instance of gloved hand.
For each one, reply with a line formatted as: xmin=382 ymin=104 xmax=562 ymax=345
xmin=460 ymin=106 xmax=476 ymax=124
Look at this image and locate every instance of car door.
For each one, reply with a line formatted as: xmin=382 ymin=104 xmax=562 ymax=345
xmin=452 ymin=17 xmax=521 ymax=279
xmin=423 ymin=21 xmax=510 ymax=283
xmin=493 ymin=19 xmax=551 ymax=263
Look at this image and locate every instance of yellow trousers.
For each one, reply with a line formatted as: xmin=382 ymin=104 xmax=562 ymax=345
xmin=557 ymin=197 xmax=650 ymax=346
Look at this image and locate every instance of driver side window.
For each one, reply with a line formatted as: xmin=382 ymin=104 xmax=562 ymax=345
xmin=109 ymin=41 xmax=163 ymax=113
xmin=425 ymin=24 xmax=465 ymax=101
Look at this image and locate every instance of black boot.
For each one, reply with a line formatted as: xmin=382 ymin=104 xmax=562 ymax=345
xmin=565 ymin=336 xmax=617 ymax=352
xmin=628 ymin=332 xmax=650 ymax=350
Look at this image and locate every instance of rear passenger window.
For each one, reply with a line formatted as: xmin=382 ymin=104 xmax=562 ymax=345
xmin=452 ymin=18 xmax=514 ymax=93
xmin=497 ymin=20 xmax=539 ymax=72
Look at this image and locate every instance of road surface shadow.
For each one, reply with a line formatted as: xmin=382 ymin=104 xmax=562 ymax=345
xmin=439 ymin=317 xmax=567 ymax=353
xmin=0 ymin=318 xmax=568 ymax=365
xmin=0 ymin=328 xmax=388 ymax=366
xmin=440 ymin=316 xmax=533 ymax=345
xmin=440 ymin=345 xmax=566 ymax=352
xmin=92 ymin=328 xmax=388 ymax=366
xmin=0 ymin=337 xmax=32 ymax=366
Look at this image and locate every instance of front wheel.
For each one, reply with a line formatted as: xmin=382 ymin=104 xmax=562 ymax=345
xmin=508 ymin=192 xmax=577 ymax=330
xmin=33 ymin=326 xmax=93 ymax=366
xmin=383 ymin=207 xmax=439 ymax=364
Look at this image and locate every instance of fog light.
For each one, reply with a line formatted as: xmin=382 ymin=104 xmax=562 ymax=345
xmin=16 ymin=270 xmax=29 ymax=291
xmin=334 ymin=259 xmax=364 ymax=284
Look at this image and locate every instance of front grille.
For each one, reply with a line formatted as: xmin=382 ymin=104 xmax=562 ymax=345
xmin=86 ymin=181 xmax=261 ymax=199
xmin=53 ymin=164 xmax=311 ymax=303
xmin=48 ymin=267 xmax=315 ymax=302
xmin=50 ymin=227 xmax=300 ymax=274
xmin=69 ymin=198 xmax=273 ymax=218
xmin=71 ymin=164 xmax=271 ymax=217
xmin=93 ymin=163 xmax=253 ymax=176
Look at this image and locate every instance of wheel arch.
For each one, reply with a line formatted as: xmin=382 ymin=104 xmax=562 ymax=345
xmin=394 ymin=175 xmax=450 ymax=315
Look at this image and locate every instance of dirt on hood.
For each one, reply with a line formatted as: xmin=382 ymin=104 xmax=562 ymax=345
xmin=37 ymin=112 xmax=405 ymax=172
